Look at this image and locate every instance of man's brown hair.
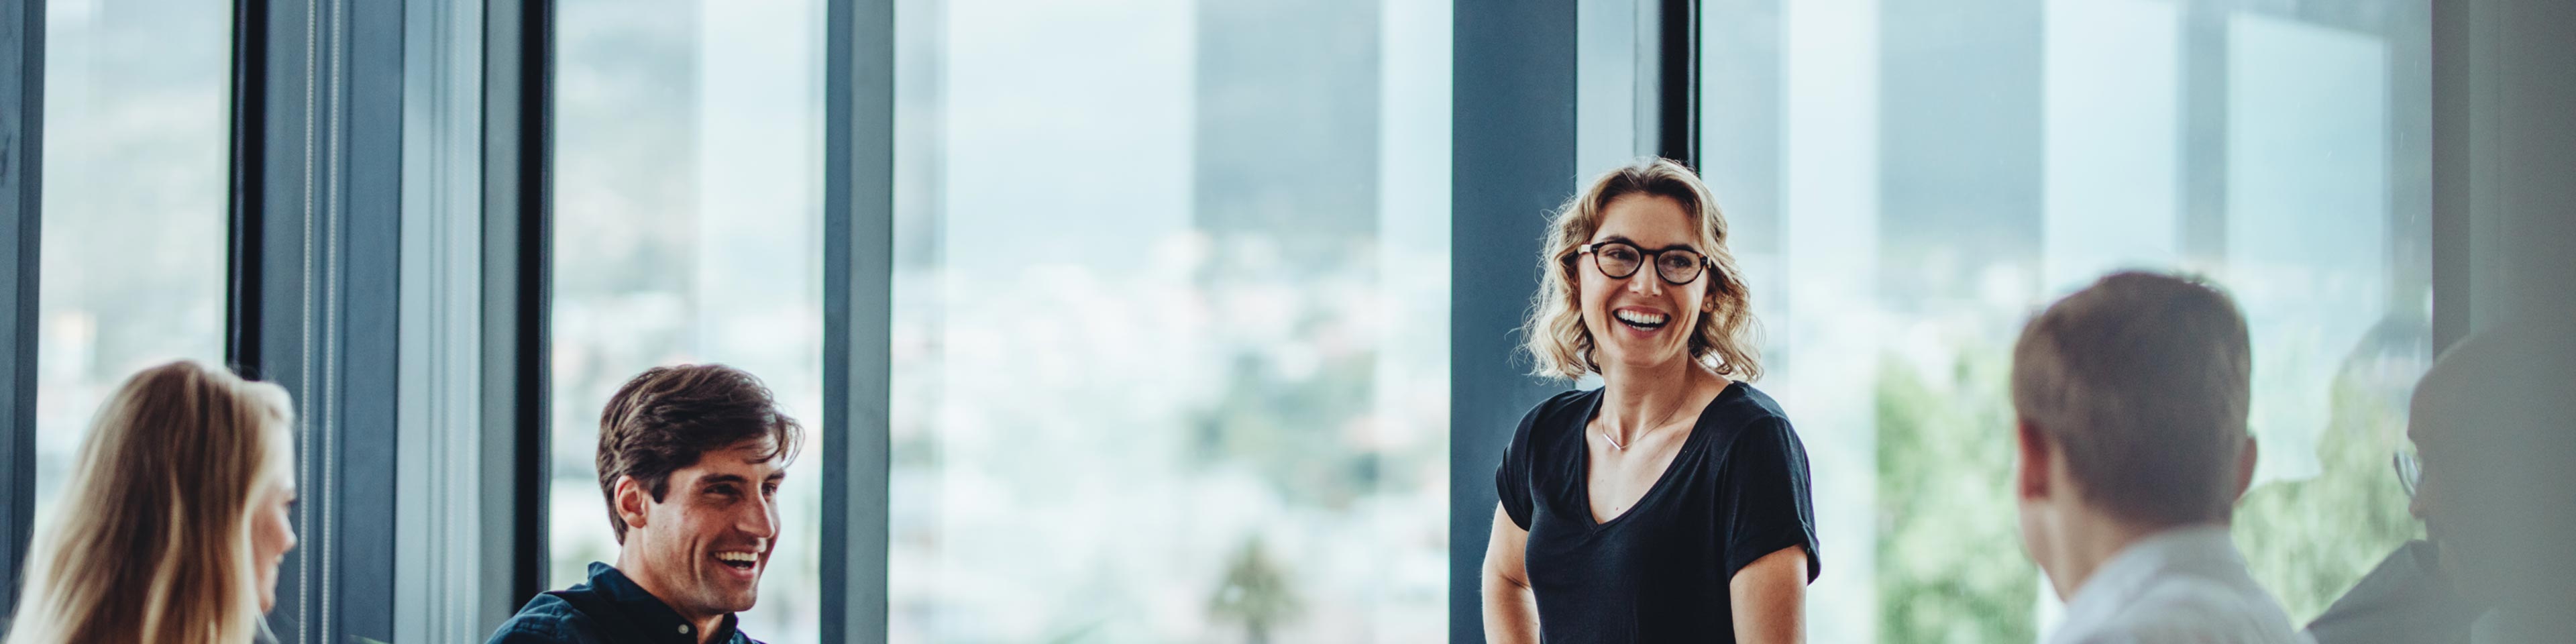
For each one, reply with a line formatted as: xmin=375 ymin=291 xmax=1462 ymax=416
xmin=2012 ymin=271 xmax=2252 ymax=527
xmin=595 ymin=364 xmax=803 ymax=543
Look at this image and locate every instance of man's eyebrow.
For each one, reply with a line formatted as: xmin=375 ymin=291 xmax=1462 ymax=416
xmin=764 ymin=472 xmax=787 ymax=482
xmin=696 ymin=474 xmax=750 ymax=487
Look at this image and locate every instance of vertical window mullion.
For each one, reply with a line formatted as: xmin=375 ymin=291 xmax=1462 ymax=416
xmin=0 ymin=0 xmax=45 ymax=616
xmin=1658 ymin=0 xmax=1699 ymax=168
xmin=481 ymin=0 xmax=555 ymax=617
xmin=822 ymin=0 xmax=896 ymax=640
xmin=242 ymin=0 xmax=407 ymax=640
xmin=229 ymin=0 xmax=271 ymax=374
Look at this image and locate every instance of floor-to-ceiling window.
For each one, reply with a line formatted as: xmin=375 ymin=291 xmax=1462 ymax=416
xmin=1701 ymin=1 xmax=2431 ymax=640
xmin=885 ymin=0 xmax=1453 ymax=639
xmin=0 ymin=1 xmax=2498 ymax=641
xmin=31 ymin=0 xmax=234 ymax=527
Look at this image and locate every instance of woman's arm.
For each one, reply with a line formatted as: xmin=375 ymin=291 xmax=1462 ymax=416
xmin=1727 ymin=545 xmax=1809 ymax=643
xmin=1482 ymin=504 xmax=1541 ymax=643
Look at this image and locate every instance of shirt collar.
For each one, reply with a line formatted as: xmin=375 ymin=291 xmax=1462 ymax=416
xmin=2053 ymin=525 xmax=2247 ymax=639
xmin=587 ymin=562 xmax=745 ymax=643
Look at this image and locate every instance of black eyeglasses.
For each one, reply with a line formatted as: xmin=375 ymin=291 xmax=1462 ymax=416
xmin=1570 ymin=240 xmax=1711 ymax=284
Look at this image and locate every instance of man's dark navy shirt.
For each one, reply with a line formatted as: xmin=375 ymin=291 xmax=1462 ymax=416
xmin=486 ymin=562 xmax=762 ymax=644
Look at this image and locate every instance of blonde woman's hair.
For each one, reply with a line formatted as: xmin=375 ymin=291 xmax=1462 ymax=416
xmin=1523 ymin=158 xmax=1762 ymax=381
xmin=3 ymin=360 xmax=292 ymax=644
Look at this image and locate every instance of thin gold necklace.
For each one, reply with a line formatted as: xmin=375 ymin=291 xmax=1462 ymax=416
xmin=1598 ymin=397 xmax=1695 ymax=451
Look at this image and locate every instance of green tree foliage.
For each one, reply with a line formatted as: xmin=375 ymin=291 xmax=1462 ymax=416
xmin=1208 ymin=537 xmax=1302 ymax=644
xmin=1876 ymin=350 xmax=2039 ymax=643
xmin=2233 ymin=349 xmax=2422 ymax=623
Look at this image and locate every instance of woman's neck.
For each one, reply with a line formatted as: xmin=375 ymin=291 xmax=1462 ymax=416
xmin=1598 ymin=359 xmax=1717 ymax=437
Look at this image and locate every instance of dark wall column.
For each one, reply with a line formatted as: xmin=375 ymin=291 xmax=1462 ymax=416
xmin=2436 ymin=0 xmax=2576 ymax=335
xmin=1450 ymin=0 xmax=1577 ymax=641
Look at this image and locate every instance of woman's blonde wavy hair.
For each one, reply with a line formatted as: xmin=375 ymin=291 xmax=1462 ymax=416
xmin=3 ymin=360 xmax=292 ymax=644
xmin=1523 ymin=158 xmax=1762 ymax=382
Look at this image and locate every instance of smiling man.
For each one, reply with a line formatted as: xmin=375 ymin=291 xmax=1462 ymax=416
xmin=489 ymin=364 xmax=802 ymax=644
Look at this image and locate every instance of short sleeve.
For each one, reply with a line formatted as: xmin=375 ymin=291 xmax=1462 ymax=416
xmin=1493 ymin=399 xmax=1548 ymax=531
xmin=1719 ymin=417 xmax=1823 ymax=583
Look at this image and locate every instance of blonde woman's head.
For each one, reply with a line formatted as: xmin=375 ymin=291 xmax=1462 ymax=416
xmin=1525 ymin=158 xmax=1761 ymax=382
xmin=3 ymin=360 xmax=297 ymax=644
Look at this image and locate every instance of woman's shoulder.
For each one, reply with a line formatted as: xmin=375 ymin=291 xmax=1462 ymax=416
xmin=1509 ymin=388 xmax=1601 ymax=443
xmin=1539 ymin=387 xmax=1601 ymax=413
xmin=1523 ymin=387 xmax=1601 ymax=425
xmin=1662 ymin=383 xmax=1815 ymax=515
xmin=1700 ymin=382 xmax=1809 ymax=460
xmin=1705 ymin=380 xmax=1792 ymax=428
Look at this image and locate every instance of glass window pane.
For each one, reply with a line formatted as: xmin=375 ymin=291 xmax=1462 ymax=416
xmin=1702 ymin=1 xmax=2430 ymax=641
xmin=548 ymin=1 xmax=824 ymax=641
xmin=33 ymin=0 xmax=233 ymax=527
xmin=888 ymin=0 xmax=1452 ymax=640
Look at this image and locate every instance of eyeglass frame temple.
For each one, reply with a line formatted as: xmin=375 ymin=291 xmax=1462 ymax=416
xmin=2392 ymin=450 xmax=2422 ymax=498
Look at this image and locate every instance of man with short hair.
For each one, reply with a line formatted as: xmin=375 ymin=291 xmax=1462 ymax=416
xmin=2008 ymin=271 xmax=2302 ymax=644
xmin=488 ymin=364 xmax=802 ymax=644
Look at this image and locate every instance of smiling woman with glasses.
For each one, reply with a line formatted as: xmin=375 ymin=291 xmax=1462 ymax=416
xmin=1482 ymin=158 xmax=1820 ymax=643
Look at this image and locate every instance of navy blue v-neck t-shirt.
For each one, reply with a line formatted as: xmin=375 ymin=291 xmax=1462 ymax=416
xmin=1495 ymin=382 xmax=1823 ymax=643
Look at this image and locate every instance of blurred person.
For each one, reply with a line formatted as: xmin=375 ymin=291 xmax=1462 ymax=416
xmin=1483 ymin=158 xmax=1819 ymax=643
xmin=2008 ymin=271 xmax=2301 ymax=643
xmin=2371 ymin=321 xmax=2576 ymax=644
xmin=1 ymin=361 xmax=299 ymax=644
xmin=487 ymin=364 xmax=801 ymax=644
xmin=2298 ymin=320 xmax=2481 ymax=644
xmin=2303 ymin=531 xmax=2479 ymax=644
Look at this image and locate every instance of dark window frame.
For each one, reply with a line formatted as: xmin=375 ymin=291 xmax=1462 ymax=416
xmin=487 ymin=0 xmax=555 ymax=616
xmin=0 ymin=0 xmax=46 ymax=618
xmin=232 ymin=0 xmax=409 ymax=641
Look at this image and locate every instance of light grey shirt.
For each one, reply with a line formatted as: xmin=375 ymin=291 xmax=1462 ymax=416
xmin=2047 ymin=525 xmax=2308 ymax=644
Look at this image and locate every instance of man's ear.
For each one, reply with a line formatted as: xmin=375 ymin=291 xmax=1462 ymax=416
xmin=2016 ymin=418 xmax=2052 ymax=501
xmin=614 ymin=475 xmax=651 ymax=535
xmin=2231 ymin=435 xmax=2260 ymax=502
